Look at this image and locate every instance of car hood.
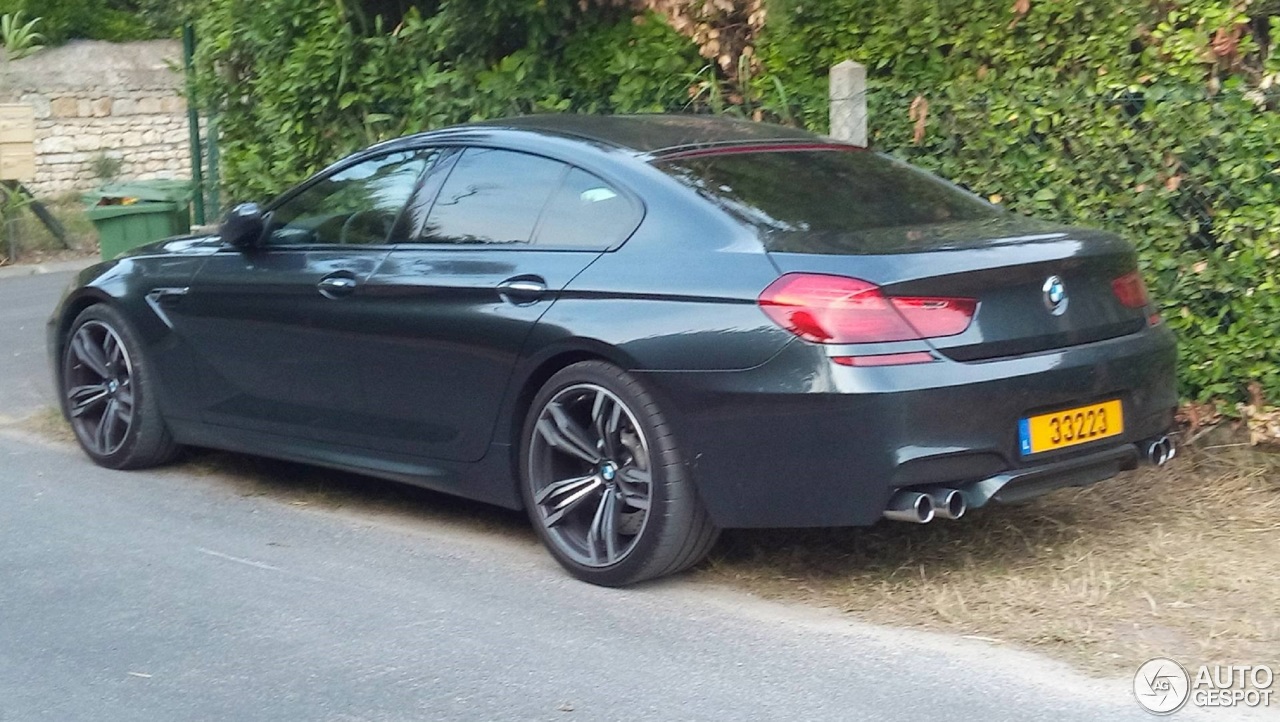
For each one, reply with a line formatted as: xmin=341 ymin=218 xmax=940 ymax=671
xmin=114 ymin=233 xmax=225 ymax=260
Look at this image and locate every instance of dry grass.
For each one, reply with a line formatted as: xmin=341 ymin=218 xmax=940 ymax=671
xmin=0 ymin=194 xmax=98 ymax=266
xmin=16 ymin=407 xmax=1279 ymax=675
xmin=702 ymin=435 xmax=1280 ymax=675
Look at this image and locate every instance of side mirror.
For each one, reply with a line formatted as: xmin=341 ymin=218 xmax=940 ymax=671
xmin=221 ymin=203 xmax=266 ymax=249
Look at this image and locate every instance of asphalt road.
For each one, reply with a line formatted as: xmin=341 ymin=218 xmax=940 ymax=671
xmin=0 ymin=264 xmax=83 ymax=420
xmin=0 ymin=265 xmax=1268 ymax=721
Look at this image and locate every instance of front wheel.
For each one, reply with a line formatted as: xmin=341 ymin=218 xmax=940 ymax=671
xmin=520 ymin=361 xmax=719 ymax=586
xmin=60 ymin=304 xmax=180 ymax=470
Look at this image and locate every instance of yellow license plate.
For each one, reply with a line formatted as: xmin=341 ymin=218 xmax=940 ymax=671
xmin=1018 ymin=400 xmax=1124 ymax=455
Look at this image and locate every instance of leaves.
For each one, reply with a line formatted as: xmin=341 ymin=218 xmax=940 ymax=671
xmin=0 ymin=11 xmax=43 ymax=59
xmin=0 ymin=0 xmax=168 ymax=43
xmin=195 ymin=1 xmax=704 ymax=199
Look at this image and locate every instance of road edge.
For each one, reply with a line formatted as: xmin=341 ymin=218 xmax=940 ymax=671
xmin=0 ymin=257 xmax=97 ymax=281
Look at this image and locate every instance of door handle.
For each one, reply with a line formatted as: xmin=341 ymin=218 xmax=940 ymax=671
xmin=317 ymin=274 xmax=358 ymax=299
xmin=497 ymin=276 xmax=547 ymax=304
xmin=497 ymin=279 xmax=546 ymax=294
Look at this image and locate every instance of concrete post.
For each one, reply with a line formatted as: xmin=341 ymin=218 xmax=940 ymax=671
xmin=829 ymin=60 xmax=867 ymax=146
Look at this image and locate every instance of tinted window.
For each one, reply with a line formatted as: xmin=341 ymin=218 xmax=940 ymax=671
xmin=657 ymin=150 xmax=1000 ymax=253
xmin=268 ymin=150 xmax=433 ymax=246
xmin=421 ymin=148 xmax=566 ymax=245
xmin=533 ymin=168 xmax=639 ymax=248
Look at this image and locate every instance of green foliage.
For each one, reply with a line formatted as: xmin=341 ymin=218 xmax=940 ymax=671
xmin=195 ymin=1 xmax=703 ymax=199
xmin=1 ymin=11 xmax=43 ymax=58
xmin=126 ymin=0 xmax=194 ymax=37
xmin=758 ymin=0 xmax=1280 ymax=405
xmin=0 ymin=0 xmax=186 ymax=43
xmin=0 ymin=0 xmax=138 ymax=43
xmin=561 ymin=13 xmax=705 ymax=114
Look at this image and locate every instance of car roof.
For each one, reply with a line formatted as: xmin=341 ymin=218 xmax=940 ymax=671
xmin=467 ymin=114 xmax=831 ymax=157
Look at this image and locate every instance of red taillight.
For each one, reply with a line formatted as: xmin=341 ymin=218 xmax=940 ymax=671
xmin=1111 ymin=270 xmax=1150 ymax=309
xmin=832 ymin=352 xmax=936 ymax=367
xmin=889 ymin=296 xmax=979 ymax=339
xmin=758 ymin=273 xmax=976 ymax=344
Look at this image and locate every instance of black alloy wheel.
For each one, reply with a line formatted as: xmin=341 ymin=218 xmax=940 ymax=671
xmin=61 ymin=305 xmax=178 ymax=469
xmin=521 ymin=361 xmax=719 ymax=586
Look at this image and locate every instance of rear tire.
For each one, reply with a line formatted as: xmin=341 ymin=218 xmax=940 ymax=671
xmin=60 ymin=304 xmax=180 ymax=470
xmin=519 ymin=361 xmax=719 ymax=586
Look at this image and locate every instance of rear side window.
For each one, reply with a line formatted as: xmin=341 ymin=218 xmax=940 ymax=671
xmin=421 ymin=148 xmax=566 ymax=245
xmin=657 ymin=149 xmax=1000 ymax=251
xmin=533 ymin=168 xmax=639 ymax=249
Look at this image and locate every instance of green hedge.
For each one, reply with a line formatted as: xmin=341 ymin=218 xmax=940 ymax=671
xmin=755 ymin=0 xmax=1280 ymax=405
xmin=194 ymin=0 xmax=703 ymax=200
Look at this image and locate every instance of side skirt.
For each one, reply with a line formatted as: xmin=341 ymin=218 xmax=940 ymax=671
xmin=167 ymin=419 xmax=523 ymax=509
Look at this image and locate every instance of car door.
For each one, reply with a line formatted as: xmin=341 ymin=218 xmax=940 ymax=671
xmin=353 ymin=146 xmax=642 ymax=463
xmin=172 ymin=148 xmax=437 ymax=442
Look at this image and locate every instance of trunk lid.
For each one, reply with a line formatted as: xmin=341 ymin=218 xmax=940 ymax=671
xmin=766 ymin=218 xmax=1148 ymax=361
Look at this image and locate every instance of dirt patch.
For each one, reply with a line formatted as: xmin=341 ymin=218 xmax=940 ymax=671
xmin=15 ymin=406 xmax=76 ymax=442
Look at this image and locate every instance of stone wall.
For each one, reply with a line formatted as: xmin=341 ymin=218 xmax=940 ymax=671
xmin=0 ymin=40 xmax=192 ymax=197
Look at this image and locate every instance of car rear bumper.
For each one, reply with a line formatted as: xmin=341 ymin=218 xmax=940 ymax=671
xmin=639 ymin=324 xmax=1177 ymax=528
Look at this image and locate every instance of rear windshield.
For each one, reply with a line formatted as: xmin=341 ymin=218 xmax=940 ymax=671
xmin=657 ymin=149 xmax=1001 ymax=251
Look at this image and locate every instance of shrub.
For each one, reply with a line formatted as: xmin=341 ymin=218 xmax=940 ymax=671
xmin=195 ymin=1 xmax=703 ymax=199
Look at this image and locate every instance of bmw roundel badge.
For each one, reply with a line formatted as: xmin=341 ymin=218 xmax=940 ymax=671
xmin=1043 ymin=275 xmax=1068 ymax=315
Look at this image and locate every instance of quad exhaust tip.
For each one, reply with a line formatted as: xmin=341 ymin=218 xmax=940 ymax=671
xmin=883 ymin=490 xmax=935 ymax=524
xmin=928 ymin=488 xmax=967 ymax=520
xmin=1143 ymin=435 xmax=1177 ymax=467
xmin=884 ymin=437 xmax=1175 ymax=525
xmin=883 ymin=488 xmax=966 ymax=524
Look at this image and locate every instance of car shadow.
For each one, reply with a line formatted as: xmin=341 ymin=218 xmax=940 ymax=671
xmin=177 ymin=447 xmax=535 ymax=542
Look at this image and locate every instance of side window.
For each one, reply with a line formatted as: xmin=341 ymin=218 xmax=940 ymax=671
xmin=533 ymin=168 xmax=640 ymax=249
xmin=420 ymin=148 xmax=566 ymax=245
xmin=268 ymin=150 xmax=433 ymax=247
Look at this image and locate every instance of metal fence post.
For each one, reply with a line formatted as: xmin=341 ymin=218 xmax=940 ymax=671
xmin=207 ymin=114 xmax=220 ymax=219
xmin=829 ymin=60 xmax=867 ymax=146
xmin=182 ymin=23 xmax=206 ymax=226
